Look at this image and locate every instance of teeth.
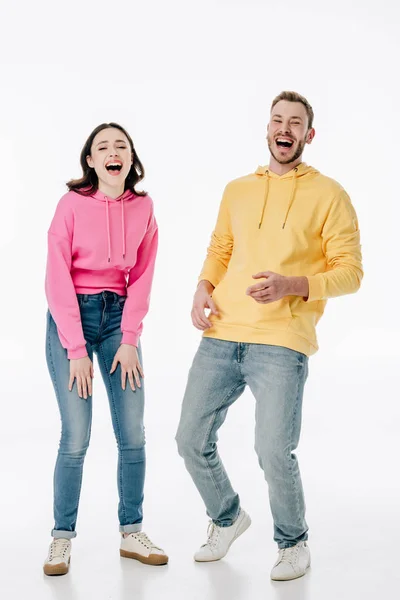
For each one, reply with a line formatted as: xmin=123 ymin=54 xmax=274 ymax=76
xmin=107 ymin=162 xmax=122 ymax=167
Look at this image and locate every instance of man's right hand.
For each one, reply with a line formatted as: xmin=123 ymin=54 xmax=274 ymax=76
xmin=191 ymin=280 xmax=219 ymax=330
xmin=69 ymin=356 xmax=94 ymax=399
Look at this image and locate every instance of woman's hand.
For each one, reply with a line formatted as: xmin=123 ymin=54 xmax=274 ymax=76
xmin=69 ymin=356 xmax=94 ymax=399
xmin=110 ymin=344 xmax=144 ymax=391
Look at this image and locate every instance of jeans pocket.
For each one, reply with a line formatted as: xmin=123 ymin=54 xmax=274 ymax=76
xmin=118 ymin=296 xmax=127 ymax=310
xmin=77 ymin=294 xmax=88 ymax=308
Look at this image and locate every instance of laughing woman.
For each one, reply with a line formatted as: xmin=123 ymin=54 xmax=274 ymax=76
xmin=43 ymin=123 xmax=167 ymax=575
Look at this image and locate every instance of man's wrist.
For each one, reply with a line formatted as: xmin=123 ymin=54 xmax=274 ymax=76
xmin=197 ymin=279 xmax=215 ymax=293
xmin=286 ymin=276 xmax=309 ymax=300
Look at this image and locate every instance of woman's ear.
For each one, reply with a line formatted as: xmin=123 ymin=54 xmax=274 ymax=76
xmin=87 ymin=155 xmax=94 ymax=168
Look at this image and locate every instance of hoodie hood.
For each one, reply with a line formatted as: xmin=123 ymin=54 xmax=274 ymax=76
xmin=255 ymin=162 xmax=319 ymax=229
xmin=90 ymin=189 xmax=135 ymax=203
xmin=90 ymin=189 xmax=137 ymax=263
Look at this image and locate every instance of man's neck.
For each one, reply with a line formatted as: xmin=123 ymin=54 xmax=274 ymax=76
xmin=268 ymin=155 xmax=303 ymax=176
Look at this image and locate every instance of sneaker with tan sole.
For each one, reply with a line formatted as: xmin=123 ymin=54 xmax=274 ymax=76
xmin=120 ymin=532 xmax=168 ymax=565
xmin=43 ymin=538 xmax=71 ymax=576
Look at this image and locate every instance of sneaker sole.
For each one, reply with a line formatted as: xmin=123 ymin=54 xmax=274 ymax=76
xmin=120 ymin=549 xmax=169 ymax=566
xmin=194 ymin=511 xmax=252 ymax=562
xmin=270 ymin=562 xmax=311 ymax=581
xmin=43 ymin=557 xmax=70 ymax=576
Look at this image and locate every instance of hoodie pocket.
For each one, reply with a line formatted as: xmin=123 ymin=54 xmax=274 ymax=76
xmin=288 ymin=297 xmax=323 ymax=341
xmin=212 ymin=276 xmax=293 ymax=328
xmin=252 ymin=295 xmax=293 ymax=326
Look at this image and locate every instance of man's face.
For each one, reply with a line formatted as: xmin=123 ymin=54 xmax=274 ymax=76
xmin=267 ymin=100 xmax=314 ymax=165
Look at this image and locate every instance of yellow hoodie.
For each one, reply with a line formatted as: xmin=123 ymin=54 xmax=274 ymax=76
xmin=199 ymin=163 xmax=363 ymax=356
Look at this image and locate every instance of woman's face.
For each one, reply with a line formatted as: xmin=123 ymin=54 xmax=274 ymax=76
xmin=87 ymin=127 xmax=133 ymax=191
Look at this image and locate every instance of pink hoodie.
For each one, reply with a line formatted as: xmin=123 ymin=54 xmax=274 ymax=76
xmin=45 ymin=189 xmax=158 ymax=359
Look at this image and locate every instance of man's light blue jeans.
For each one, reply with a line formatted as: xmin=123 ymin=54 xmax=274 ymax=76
xmin=176 ymin=338 xmax=309 ymax=548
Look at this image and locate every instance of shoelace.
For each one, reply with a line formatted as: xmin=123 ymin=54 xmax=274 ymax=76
xmin=49 ymin=539 xmax=70 ymax=561
xmin=277 ymin=544 xmax=300 ymax=566
xmin=132 ymin=532 xmax=163 ymax=551
xmin=201 ymin=521 xmax=220 ymax=549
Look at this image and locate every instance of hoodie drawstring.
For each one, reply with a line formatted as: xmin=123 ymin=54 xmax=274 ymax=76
xmin=105 ymin=197 xmax=111 ymax=263
xmin=282 ymin=167 xmax=298 ymax=229
xmin=105 ymin=196 xmax=126 ymax=263
xmin=121 ymin=197 xmax=126 ymax=259
xmin=258 ymin=171 xmax=270 ymax=229
xmin=258 ymin=167 xmax=299 ymax=230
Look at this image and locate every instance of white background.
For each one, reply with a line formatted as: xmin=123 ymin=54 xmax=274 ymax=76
xmin=0 ymin=1 xmax=399 ymax=599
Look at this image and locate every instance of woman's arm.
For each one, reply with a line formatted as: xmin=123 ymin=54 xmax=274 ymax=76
xmin=45 ymin=196 xmax=87 ymax=359
xmin=120 ymin=203 xmax=158 ymax=347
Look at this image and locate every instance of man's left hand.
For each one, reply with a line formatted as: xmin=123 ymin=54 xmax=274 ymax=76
xmin=246 ymin=271 xmax=309 ymax=304
xmin=246 ymin=271 xmax=290 ymax=304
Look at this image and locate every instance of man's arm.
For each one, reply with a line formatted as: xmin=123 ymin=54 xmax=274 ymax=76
xmin=285 ymin=276 xmax=309 ymax=299
xmin=305 ymin=190 xmax=363 ymax=301
xmin=247 ymin=190 xmax=363 ymax=303
xmin=191 ymin=185 xmax=233 ymax=329
xmin=198 ymin=185 xmax=234 ymax=288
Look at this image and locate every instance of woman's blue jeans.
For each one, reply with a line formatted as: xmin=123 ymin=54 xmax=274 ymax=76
xmin=46 ymin=291 xmax=145 ymax=539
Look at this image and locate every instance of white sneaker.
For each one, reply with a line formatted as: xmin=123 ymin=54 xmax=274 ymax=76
xmin=270 ymin=541 xmax=311 ymax=581
xmin=43 ymin=538 xmax=71 ymax=576
xmin=120 ymin=531 xmax=168 ymax=565
xmin=194 ymin=509 xmax=251 ymax=562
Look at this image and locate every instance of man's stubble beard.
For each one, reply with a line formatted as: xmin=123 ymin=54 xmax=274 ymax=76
xmin=268 ymin=134 xmax=307 ymax=165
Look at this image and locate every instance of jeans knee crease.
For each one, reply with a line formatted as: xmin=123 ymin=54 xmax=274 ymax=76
xmin=200 ymin=382 xmax=244 ymax=516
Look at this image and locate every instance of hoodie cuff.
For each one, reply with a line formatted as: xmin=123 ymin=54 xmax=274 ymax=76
xmin=306 ymin=275 xmax=326 ymax=303
xmin=121 ymin=331 xmax=139 ymax=347
xmin=198 ymin=270 xmax=221 ymax=289
xmin=68 ymin=346 xmax=88 ymax=360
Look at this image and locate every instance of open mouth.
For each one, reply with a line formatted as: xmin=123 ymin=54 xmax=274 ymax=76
xmin=275 ymin=138 xmax=294 ymax=149
xmin=106 ymin=161 xmax=123 ymax=174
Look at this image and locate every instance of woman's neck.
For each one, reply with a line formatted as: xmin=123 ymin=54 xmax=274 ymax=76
xmin=97 ymin=181 xmax=125 ymax=199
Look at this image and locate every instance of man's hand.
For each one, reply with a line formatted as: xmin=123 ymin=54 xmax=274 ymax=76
xmin=191 ymin=280 xmax=219 ymax=330
xmin=246 ymin=271 xmax=309 ymax=303
xmin=110 ymin=344 xmax=144 ymax=392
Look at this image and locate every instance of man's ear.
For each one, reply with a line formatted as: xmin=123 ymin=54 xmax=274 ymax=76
xmin=306 ymin=128 xmax=316 ymax=145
